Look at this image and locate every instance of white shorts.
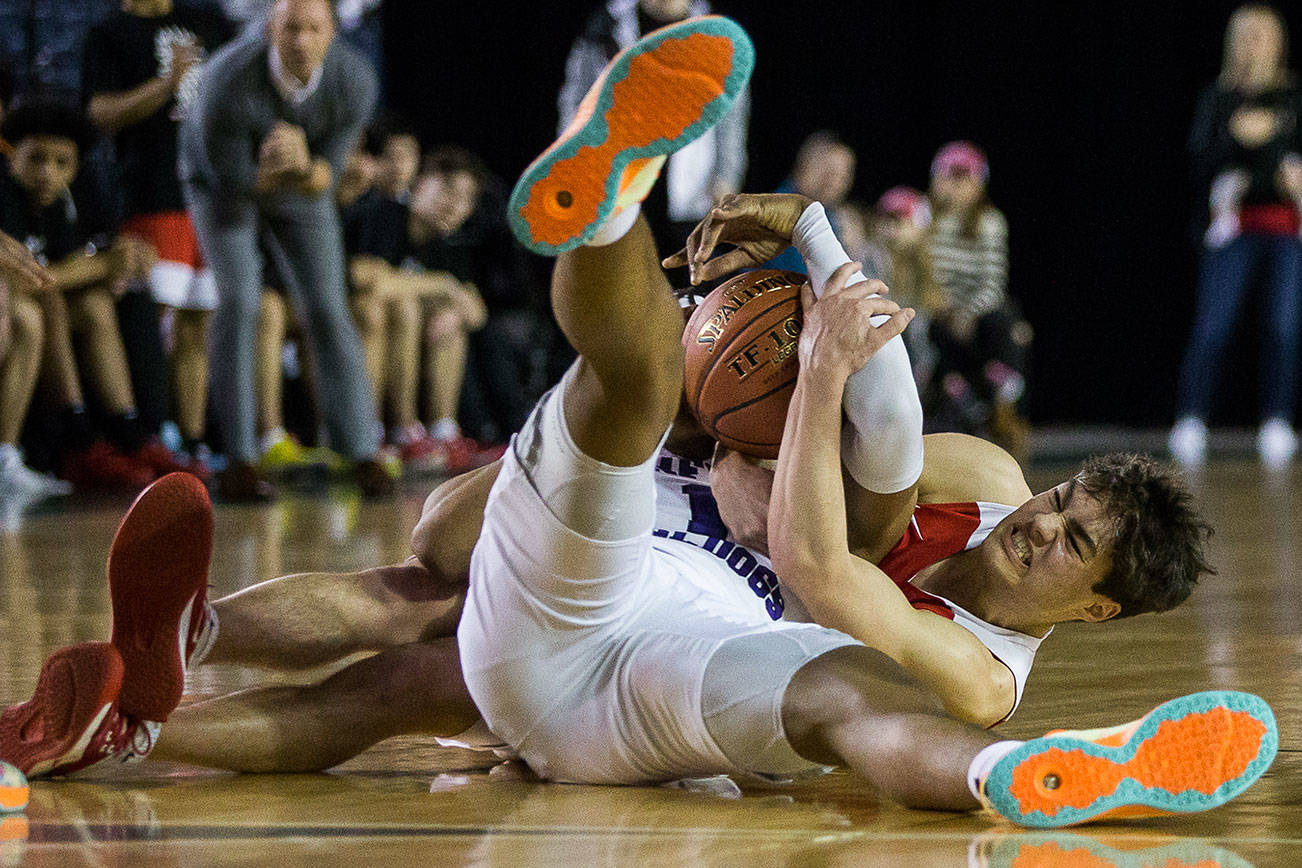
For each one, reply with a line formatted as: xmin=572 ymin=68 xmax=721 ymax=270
xmin=457 ymin=369 xmax=858 ymax=784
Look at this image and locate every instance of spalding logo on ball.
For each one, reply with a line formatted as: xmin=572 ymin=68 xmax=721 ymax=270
xmin=683 ymin=269 xmax=805 ymax=458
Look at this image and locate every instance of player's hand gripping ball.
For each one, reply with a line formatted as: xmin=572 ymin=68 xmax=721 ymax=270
xmin=683 ymin=269 xmax=805 ymax=458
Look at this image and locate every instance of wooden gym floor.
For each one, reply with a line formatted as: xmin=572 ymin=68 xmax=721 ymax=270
xmin=0 ymin=458 xmax=1300 ymax=866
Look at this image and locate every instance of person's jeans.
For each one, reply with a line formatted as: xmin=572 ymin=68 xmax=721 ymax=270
xmin=1176 ymin=233 xmax=1302 ymax=423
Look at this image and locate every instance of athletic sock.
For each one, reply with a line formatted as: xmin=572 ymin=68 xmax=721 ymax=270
xmin=585 ymin=202 xmax=641 ymax=247
xmin=792 ymin=202 xmax=924 ymax=493
xmin=967 ymin=739 xmax=1023 ymax=802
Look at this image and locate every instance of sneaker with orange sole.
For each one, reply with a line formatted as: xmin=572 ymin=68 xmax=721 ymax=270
xmin=982 ymin=690 xmax=1277 ymax=827
xmin=509 ymin=15 xmax=753 ymax=256
xmin=107 ymin=472 xmax=214 ymax=723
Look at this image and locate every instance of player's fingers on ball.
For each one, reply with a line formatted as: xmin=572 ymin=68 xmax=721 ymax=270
xmin=698 ymin=249 xmax=757 ymax=282
xmin=799 ymin=281 xmax=815 ymax=312
xmin=864 ymin=278 xmax=890 ymax=296
xmin=662 ymin=247 xmax=689 ymax=268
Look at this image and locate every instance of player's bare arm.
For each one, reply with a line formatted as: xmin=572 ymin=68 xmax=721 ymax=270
xmin=916 ymin=433 xmax=1033 ymax=506
xmin=767 ymin=264 xmax=1016 ymax=727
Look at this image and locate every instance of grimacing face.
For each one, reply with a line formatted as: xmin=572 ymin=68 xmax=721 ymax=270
xmin=9 ymin=136 xmax=79 ymax=209
xmin=979 ymin=478 xmax=1120 ymax=624
xmin=271 ymin=0 xmax=335 ymax=84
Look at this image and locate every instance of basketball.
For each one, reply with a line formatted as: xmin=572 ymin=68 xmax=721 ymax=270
xmin=683 ymin=269 xmax=806 ymax=458
xmin=0 ymin=762 xmax=27 ymax=814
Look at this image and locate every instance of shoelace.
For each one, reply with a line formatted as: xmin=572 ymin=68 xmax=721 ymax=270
xmin=96 ymin=712 xmax=158 ymax=764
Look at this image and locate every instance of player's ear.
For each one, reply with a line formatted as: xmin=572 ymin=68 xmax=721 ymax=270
xmin=1082 ymin=598 xmax=1121 ymax=623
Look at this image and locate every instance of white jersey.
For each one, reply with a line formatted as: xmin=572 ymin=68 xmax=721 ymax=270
xmin=447 ymin=452 xmax=1045 ymax=756
xmin=652 ymin=452 xmax=1047 ymax=719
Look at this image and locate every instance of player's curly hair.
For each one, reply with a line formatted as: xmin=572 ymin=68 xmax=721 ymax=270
xmin=1079 ymin=453 xmax=1214 ymax=618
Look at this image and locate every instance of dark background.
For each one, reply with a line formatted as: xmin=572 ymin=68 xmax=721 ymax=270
xmin=383 ymin=0 xmax=1302 ymax=427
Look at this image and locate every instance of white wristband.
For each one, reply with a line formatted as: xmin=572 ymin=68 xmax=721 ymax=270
xmin=791 ymin=201 xmax=868 ymax=298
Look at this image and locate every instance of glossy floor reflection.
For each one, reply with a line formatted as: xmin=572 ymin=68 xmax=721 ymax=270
xmin=0 ymin=461 xmax=1300 ymax=865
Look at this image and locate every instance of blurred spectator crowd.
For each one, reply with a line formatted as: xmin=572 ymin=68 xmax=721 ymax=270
xmin=0 ymin=0 xmax=1035 ymax=512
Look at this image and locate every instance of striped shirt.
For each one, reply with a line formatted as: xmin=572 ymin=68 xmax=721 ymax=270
xmin=928 ymin=207 xmax=1009 ymax=320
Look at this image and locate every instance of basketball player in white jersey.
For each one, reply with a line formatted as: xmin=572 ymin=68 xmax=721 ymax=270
xmin=1 ymin=16 xmax=1274 ymax=827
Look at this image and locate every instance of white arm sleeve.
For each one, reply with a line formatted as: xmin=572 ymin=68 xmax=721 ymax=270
xmin=792 ymin=202 xmax=924 ymax=494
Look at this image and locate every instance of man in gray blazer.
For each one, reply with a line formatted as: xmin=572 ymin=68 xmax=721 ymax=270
xmin=180 ymin=0 xmax=391 ymax=500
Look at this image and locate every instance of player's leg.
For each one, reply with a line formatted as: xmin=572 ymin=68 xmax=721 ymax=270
xmin=790 ymin=203 xmax=923 ymax=559
xmin=152 ymin=639 xmax=477 ymax=772
xmin=458 ymin=16 xmax=756 ymax=769
xmin=776 ymin=644 xmax=1277 ymax=824
xmin=776 ymin=643 xmax=992 ymax=810
xmin=208 ymin=455 xmax=495 ymax=672
xmin=204 ymin=560 xmax=464 ymax=670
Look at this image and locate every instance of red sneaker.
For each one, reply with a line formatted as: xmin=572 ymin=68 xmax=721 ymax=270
xmin=107 ymin=473 xmax=214 ymax=722
xmin=130 ymin=439 xmax=211 ymax=482
xmin=398 ymin=433 xmax=447 ymax=474
xmin=60 ymin=441 xmax=156 ymax=490
xmin=129 ymin=439 xmax=194 ymax=478
xmin=439 ymin=436 xmax=506 ymax=475
xmin=0 ymin=643 xmax=156 ymax=778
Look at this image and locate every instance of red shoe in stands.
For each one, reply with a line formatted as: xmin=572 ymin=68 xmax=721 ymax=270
xmin=107 ymin=473 xmax=214 ymax=723
xmin=60 ymin=441 xmax=156 ymax=490
xmin=439 ymin=436 xmax=506 ymax=475
xmin=131 ymin=439 xmax=209 ymax=482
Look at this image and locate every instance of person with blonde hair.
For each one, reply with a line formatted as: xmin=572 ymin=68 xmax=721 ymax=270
xmin=1170 ymin=4 xmax=1302 ymax=469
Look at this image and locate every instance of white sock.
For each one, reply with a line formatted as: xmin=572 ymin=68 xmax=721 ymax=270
xmin=967 ymin=740 xmax=1023 ymax=802
xmin=0 ymin=443 xmax=20 ymax=468
xmin=793 ymin=202 xmax=924 ymax=493
xmin=585 ymin=202 xmax=640 ymax=247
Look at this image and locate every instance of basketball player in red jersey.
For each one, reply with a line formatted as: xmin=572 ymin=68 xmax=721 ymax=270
xmin=2 ymin=18 xmax=1270 ymax=828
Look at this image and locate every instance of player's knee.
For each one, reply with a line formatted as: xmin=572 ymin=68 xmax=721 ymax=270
xmin=782 ymin=646 xmax=936 ymax=740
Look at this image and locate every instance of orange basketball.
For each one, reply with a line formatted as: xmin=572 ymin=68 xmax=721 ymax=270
xmin=682 ymin=269 xmax=805 ymax=458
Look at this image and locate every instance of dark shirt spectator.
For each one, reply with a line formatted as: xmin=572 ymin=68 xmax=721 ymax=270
xmin=83 ymin=0 xmax=234 ymax=219
xmin=1171 ymin=4 xmax=1302 ymax=469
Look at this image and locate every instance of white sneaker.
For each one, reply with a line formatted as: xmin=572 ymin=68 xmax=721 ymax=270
xmin=1168 ymin=417 xmax=1208 ymax=467
xmin=1257 ymin=418 xmax=1297 ymax=470
xmin=0 ymin=445 xmax=74 ymax=499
